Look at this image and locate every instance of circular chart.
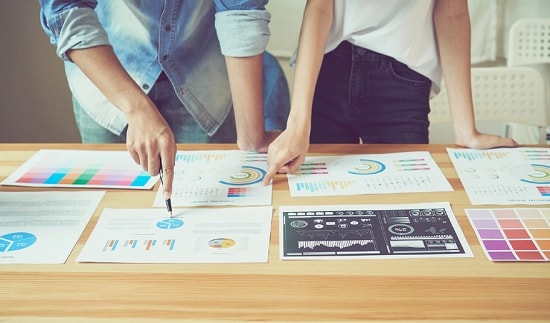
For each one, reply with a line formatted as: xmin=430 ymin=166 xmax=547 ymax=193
xmin=340 ymin=159 xmax=386 ymax=175
xmin=218 ymin=166 xmax=266 ymax=185
xmin=208 ymin=238 xmax=236 ymax=248
xmin=0 ymin=232 xmax=37 ymax=252
xmin=388 ymin=224 xmax=415 ymax=236
xmin=156 ymin=218 xmax=184 ymax=230
xmin=511 ymin=164 xmax=550 ymax=184
xmin=290 ymin=220 xmax=308 ymax=228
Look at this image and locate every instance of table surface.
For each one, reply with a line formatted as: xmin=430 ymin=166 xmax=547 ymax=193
xmin=0 ymin=143 xmax=549 ymax=322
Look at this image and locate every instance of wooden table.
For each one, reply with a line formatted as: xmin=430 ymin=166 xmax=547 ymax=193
xmin=0 ymin=143 xmax=549 ymax=322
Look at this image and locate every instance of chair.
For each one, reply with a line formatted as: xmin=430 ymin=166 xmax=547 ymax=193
xmin=507 ymin=18 xmax=550 ymax=67
xmin=429 ymin=66 xmax=547 ymax=144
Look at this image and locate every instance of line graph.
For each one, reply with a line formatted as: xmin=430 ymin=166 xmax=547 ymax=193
xmin=298 ymin=240 xmax=374 ymax=250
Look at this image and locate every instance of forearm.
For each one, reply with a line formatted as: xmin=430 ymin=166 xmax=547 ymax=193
xmin=225 ymin=54 xmax=267 ymax=151
xmin=433 ymin=0 xmax=477 ymax=141
xmin=289 ymin=0 xmax=333 ymax=128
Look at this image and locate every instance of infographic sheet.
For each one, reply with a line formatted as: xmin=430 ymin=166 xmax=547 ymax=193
xmin=448 ymin=148 xmax=550 ymax=205
xmin=287 ymin=151 xmax=453 ymax=197
xmin=0 ymin=191 xmax=105 ymax=264
xmin=279 ymin=202 xmax=472 ymax=260
xmin=153 ymin=150 xmax=271 ymax=207
xmin=78 ymin=206 xmax=273 ymax=263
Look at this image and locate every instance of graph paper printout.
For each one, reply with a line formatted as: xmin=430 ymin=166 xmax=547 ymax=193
xmin=448 ymin=147 xmax=550 ymax=205
xmin=153 ymin=150 xmax=271 ymax=207
xmin=287 ymin=151 xmax=453 ymax=197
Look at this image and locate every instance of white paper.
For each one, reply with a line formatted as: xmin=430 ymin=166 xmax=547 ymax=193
xmin=77 ymin=206 xmax=273 ymax=263
xmin=447 ymin=147 xmax=550 ymax=205
xmin=153 ymin=150 xmax=272 ymax=207
xmin=1 ymin=149 xmax=157 ymax=189
xmin=279 ymin=202 xmax=473 ymax=260
xmin=0 ymin=191 xmax=105 ymax=264
xmin=287 ymin=151 xmax=453 ymax=197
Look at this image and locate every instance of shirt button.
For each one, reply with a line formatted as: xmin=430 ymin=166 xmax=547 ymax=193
xmin=142 ymin=84 xmax=149 ymax=90
xmin=162 ymin=55 xmax=168 ymax=61
xmin=165 ymin=25 xmax=171 ymax=31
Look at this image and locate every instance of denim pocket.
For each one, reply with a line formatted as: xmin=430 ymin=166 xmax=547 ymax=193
xmin=389 ymin=59 xmax=431 ymax=87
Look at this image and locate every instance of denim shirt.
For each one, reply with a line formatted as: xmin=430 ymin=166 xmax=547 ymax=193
xmin=39 ymin=0 xmax=271 ymax=136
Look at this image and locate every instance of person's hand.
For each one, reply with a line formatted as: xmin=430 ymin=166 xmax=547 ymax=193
xmin=262 ymin=126 xmax=310 ymax=185
xmin=455 ymin=130 xmax=519 ymax=149
xmin=125 ymin=100 xmax=177 ymax=199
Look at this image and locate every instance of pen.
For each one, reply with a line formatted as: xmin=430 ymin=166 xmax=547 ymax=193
xmin=159 ymin=163 xmax=173 ymax=218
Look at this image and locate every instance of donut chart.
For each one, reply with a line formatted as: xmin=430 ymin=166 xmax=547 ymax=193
xmin=219 ymin=166 xmax=266 ymax=185
xmin=519 ymin=164 xmax=550 ymax=184
xmin=344 ymin=159 xmax=386 ymax=175
xmin=0 ymin=232 xmax=37 ymax=252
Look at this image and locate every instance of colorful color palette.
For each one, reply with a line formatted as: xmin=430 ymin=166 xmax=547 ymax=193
xmin=1 ymin=149 xmax=156 ymax=189
xmin=465 ymin=208 xmax=550 ymax=261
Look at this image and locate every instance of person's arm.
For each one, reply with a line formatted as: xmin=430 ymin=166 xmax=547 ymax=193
xmin=262 ymin=0 xmax=333 ymax=185
xmin=39 ymin=1 xmax=176 ymax=199
xmin=214 ymin=1 xmax=279 ymax=152
xmin=67 ymin=46 xmax=176 ymax=199
xmin=224 ymin=55 xmax=279 ymax=151
xmin=433 ymin=0 xmax=517 ymax=148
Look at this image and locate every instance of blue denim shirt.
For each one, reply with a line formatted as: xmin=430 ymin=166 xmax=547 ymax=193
xmin=39 ymin=0 xmax=272 ymax=136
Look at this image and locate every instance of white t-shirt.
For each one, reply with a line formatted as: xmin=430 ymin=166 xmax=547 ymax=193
xmin=326 ymin=0 xmax=441 ymax=92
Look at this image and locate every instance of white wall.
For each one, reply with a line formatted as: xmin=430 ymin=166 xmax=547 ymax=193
xmin=266 ymin=0 xmax=306 ymax=96
xmin=0 ymin=1 xmax=79 ymax=143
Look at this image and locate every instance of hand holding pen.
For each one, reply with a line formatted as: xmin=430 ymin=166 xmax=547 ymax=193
xmin=159 ymin=161 xmax=173 ymax=218
xmin=123 ymin=117 xmax=176 ymax=217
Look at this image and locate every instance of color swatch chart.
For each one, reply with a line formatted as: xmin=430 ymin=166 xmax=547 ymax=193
xmin=447 ymin=148 xmax=550 ymax=205
xmin=1 ymin=149 xmax=156 ymax=189
xmin=153 ymin=150 xmax=271 ymax=207
xmin=287 ymin=151 xmax=453 ymax=197
xmin=465 ymin=208 xmax=550 ymax=261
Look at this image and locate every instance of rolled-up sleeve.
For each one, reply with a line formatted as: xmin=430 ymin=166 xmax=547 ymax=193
xmin=39 ymin=0 xmax=110 ymax=61
xmin=214 ymin=0 xmax=271 ymax=57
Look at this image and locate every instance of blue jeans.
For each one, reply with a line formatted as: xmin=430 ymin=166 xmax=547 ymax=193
xmin=263 ymin=51 xmax=290 ymax=131
xmin=311 ymin=41 xmax=432 ymax=144
xmin=73 ymin=52 xmax=289 ymax=143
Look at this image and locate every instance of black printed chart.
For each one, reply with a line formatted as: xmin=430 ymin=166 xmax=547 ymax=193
xmin=153 ymin=150 xmax=271 ymax=207
xmin=287 ymin=151 xmax=453 ymax=197
xmin=279 ymin=202 xmax=472 ymax=260
xmin=448 ymin=147 xmax=550 ymax=205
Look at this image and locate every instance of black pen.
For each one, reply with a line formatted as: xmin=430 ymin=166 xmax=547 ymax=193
xmin=158 ymin=164 xmax=173 ymax=218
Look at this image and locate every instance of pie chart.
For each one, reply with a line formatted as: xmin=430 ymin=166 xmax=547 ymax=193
xmin=0 ymin=232 xmax=37 ymax=252
xmin=156 ymin=218 xmax=184 ymax=230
